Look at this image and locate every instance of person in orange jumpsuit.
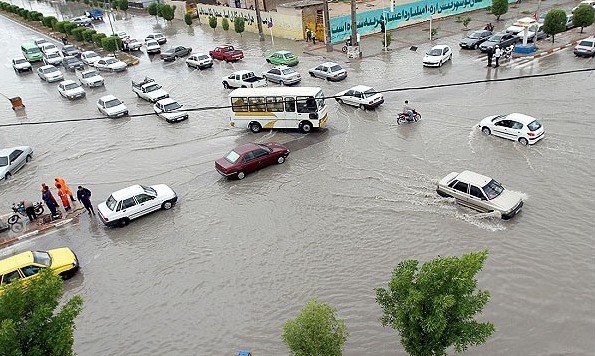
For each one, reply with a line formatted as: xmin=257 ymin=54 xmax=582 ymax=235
xmin=54 ymin=177 xmax=75 ymax=202
xmin=56 ymin=184 xmax=71 ymax=212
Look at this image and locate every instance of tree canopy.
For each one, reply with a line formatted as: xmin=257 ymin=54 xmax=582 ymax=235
xmin=573 ymin=4 xmax=595 ymax=33
xmin=543 ymin=9 xmax=568 ymax=42
xmin=0 ymin=269 xmax=83 ymax=356
xmin=491 ymin=0 xmax=508 ymax=21
xmin=282 ymin=299 xmax=348 ymax=356
xmin=375 ymin=250 xmax=494 ymax=356
xmin=234 ymin=17 xmax=245 ymax=36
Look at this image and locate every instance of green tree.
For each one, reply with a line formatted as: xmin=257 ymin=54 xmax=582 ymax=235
xmin=573 ymin=4 xmax=595 ymax=33
xmin=184 ymin=13 xmax=192 ymax=26
xmin=208 ymin=15 xmax=217 ymax=31
xmin=543 ymin=9 xmax=567 ymax=43
xmin=63 ymin=21 xmax=77 ymax=35
xmin=234 ymin=16 xmax=245 ymax=37
xmin=119 ymin=0 xmax=128 ymax=17
xmin=161 ymin=4 xmax=175 ymax=22
xmin=83 ymin=28 xmax=97 ymax=42
xmin=92 ymin=32 xmax=107 ymax=47
xmin=0 ymin=269 xmax=83 ymax=356
xmin=111 ymin=0 xmax=119 ymax=9
xmin=72 ymin=27 xmax=86 ymax=41
xmin=101 ymin=35 xmax=121 ymax=53
xmin=222 ymin=17 xmax=229 ymax=30
xmin=157 ymin=3 xmax=165 ymax=17
xmin=282 ymin=299 xmax=348 ymax=356
xmin=375 ymin=251 xmax=495 ymax=356
xmin=491 ymin=0 xmax=508 ymax=21
xmin=147 ymin=2 xmax=158 ymax=20
xmin=54 ymin=21 xmax=67 ymax=33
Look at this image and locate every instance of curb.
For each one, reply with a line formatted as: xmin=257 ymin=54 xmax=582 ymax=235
xmin=513 ymin=39 xmax=581 ymax=59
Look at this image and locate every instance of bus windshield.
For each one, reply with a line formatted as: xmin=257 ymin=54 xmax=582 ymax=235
xmin=315 ymin=90 xmax=325 ymax=109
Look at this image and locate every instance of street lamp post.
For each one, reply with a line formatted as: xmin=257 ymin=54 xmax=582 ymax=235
xmin=323 ymin=0 xmax=333 ymax=52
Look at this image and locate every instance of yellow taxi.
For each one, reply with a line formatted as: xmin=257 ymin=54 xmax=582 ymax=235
xmin=0 ymin=248 xmax=79 ymax=294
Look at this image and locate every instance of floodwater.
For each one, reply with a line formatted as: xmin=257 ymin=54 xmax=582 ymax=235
xmin=1 ymin=7 xmax=594 ymax=355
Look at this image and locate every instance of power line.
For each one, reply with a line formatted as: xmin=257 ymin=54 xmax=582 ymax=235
xmin=1 ymin=67 xmax=593 ymax=128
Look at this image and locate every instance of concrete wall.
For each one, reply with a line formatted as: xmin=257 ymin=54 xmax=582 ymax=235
xmin=193 ymin=4 xmax=305 ymax=40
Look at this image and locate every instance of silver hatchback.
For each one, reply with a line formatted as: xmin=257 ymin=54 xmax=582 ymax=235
xmin=262 ymin=65 xmax=301 ymax=85
xmin=0 ymin=146 xmax=33 ymax=181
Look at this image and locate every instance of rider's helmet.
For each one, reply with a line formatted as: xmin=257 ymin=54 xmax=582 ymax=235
xmin=404 ymin=100 xmax=409 ymax=104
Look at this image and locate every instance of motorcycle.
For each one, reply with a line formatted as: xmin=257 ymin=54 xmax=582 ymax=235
xmin=341 ymin=39 xmax=352 ymax=53
xmin=500 ymin=45 xmax=514 ymax=61
xmin=397 ymin=110 xmax=422 ymax=125
xmin=7 ymin=202 xmax=45 ymax=225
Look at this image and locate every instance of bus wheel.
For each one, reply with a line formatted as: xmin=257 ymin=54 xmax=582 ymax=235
xmin=249 ymin=122 xmax=262 ymax=133
xmin=300 ymin=121 xmax=313 ymax=133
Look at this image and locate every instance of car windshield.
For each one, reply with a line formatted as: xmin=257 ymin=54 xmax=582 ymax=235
xmin=428 ymin=48 xmax=442 ymax=56
xmin=48 ymin=53 xmax=60 ymax=58
xmin=164 ymin=102 xmax=181 ymax=111
xmin=491 ymin=114 xmax=506 ymax=122
xmin=198 ymin=55 xmax=209 ymax=60
xmin=26 ymin=48 xmax=41 ymax=54
xmin=105 ymin=58 xmax=117 ymax=64
xmin=141 ymin=185 xmax=157 ymax=196
xmin=225 ymin=150 xmax=241 ymax=164
xmin=64 ymin=45 xmax=75 ymax=51
xmin=0 ymin=156 xmax=7 ymax=167
xmin=32 ymin=251 xmax=51 ymax=266
xmin=363 ymin=89 xmax=377 ymax=98
xmin=65 ymin=83 xmax=79 ymax=90
xmin=105 ymin=195 xmax=118 ymax=210
xmin=44 ymin=67 xmax=58 ymax=73
xmin=164 ymin=49 xmax=174 ymax=54
xmin=330 ymin=65 xmax=342 ymax=72
xmin=86 ymin=52 xmax=98 ymax=58
xmin=579 ymin=40 xmax=594 ymax=47
xmin=83 ymin=71 xmax=98 ymax=78
xmin=15 ymin=58 xmax=27 ymax=64
xmin=527 ymin=120 xmax=542 ymax=131
xmin=147 ymin=41 xmax=158 ymax=46
xmin=281 ymin=68 xmax=296 ymax=75
xmin=105 ymin=99 xmax=122 ymax=108
xmin=145 ymin=83 xmax=160 ymax=92
xmin=64 ymin=58 xmax=76 ymax=64
xmin=482 ymin=179 xmax=504 ymax=200
xmin=489 ymin=35 xmax=502 ymax=41
xmin=468 ymin=32 xmax=481 ymax=39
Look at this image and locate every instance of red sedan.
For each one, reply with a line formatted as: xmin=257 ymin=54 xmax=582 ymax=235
xmin=215 ymin=142 xmax=289 ymax=180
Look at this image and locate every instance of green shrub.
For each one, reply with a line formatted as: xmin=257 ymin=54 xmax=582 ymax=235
xmin=53 ymin=21 xmax=67 ymax=33
xmin=101 ymin=35 xmax=120 ymax=52
xmin=222 ymin=17 xmax=229 ymax=30
xmin=92 ymin=32 xmax=106 ymax=47
xmin=184 ymin=12 xmax=192 ymax=26
xmin=83 ymin=28 xmax=96 ymax=43
xmin=63 ymin=22 xmax=77 ymax=35
xmin=234 ymin=17 xmax=245 ymax=36
xmin=72 ymin=27 xmax=86 ymax=41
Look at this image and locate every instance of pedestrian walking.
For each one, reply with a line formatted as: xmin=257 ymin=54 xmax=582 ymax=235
xmin=56 ymin=184 xmax=72 ymax=212
xmin=21 ymin=200 xmax=37 ymax=222
xmin=487 ymin=47 xmax=494 ymax=67
xmin=312 ymin=30 xmax=316 ymax=44
xmin=42 ymin=186 xmax=59 ymax=218
xmin=55 ymin=177 xmax=76 ymax=201
xmin=494 ymin=45 xmax=502 ymax=68
xmin=41 ymin=183 xmax=59 ymax=207
xmin=77 ymin=186 xmax=95 ymax=215
xmin=306 ymin=28 xmax=311 ymax=42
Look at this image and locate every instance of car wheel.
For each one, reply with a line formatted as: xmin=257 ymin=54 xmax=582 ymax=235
xmin=449 ymin=54 xmax=452 ymax=61
xmin=237 ymin=171 xmax=245 ymax=180
xmin=135 ymin=92 xmax=140 ymax=97
xmin=280 ymin=80 xmax=286 ymax=86
xmin=223 ymin=81 xmax=229 ymax=89
xmin=359 ymin=104 xmax=366 ymax=110
xmin=482 ymin=127 xmax=491 ymax=135
xmin=250 ymin=122 xmax=262 ymax=133
xmin=309 ymin=72 xmax=315 ymax=77
xmin=225 ymin=58 xmax=230 ymax=63
xmin=4 ymin=173 xmax=10 ymax=180
xmin=337 ymin=98 xmax=343 ymax=104
xmin=437 ymin=190 xmax=451 ymax=198
xmin=118 ymin=218 xmax=130 ymax=227
xmin=162 ymin=200 xmax=173 ymax=210
xmin=277 ymin=156 xmax=286 ymax=164
xmin=300 ymin=120 xmax=313 ymax=133
xmin=472 ymin=44 xmax=477 ymax=50
xmin=26 ymin=155 xmax=32 ymax=162
xmin=518 ymin=137 xmax=529 ymax=146
xmin=439 ymin=60 xmax=443 ymax=67
xmin=266 ymin=59 xmax=271 ymax=63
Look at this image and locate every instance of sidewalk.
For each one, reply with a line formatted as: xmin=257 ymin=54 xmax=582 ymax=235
xmin=304 ymin=0 xmax=590 ymax=60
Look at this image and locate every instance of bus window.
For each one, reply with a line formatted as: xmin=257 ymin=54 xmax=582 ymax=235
xmin=231 ymin=97 xmax=248 ymax=112
xmin=248 ymin=97 xmax=266 ymax=112
xmin=296 ymin=96 xmax=315 ymax=113
xmin=266 ymin=97 xmax=284 ymax=112
xmin=284 ymin=97 xmax=296 ymax=112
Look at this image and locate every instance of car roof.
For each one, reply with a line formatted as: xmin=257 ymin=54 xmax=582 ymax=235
xmin=0 ymin=146 xmax=30 ymax=156
xmin=99 ymin=94 xmax=118 ymax=101
xmin=456 ymin=170 xmax=492 ymax=187
xmin=82 ymin=50 xmax=97 ymax=55
xmin=271 ymin=65 xmax=290 ymax=70
xmin=110 ymin=185 xmax=146 ymax=201
xmin=0 ymin=251 xmax=34 ymax=273
xmin=233 ymin=143 xmax=261 ymax=154
xmin=148 ymin=32 xmax=164 ymax=36
xmin=232 ymin=70 xmax=253 ymax=75
xmin=13 ymin=56 xmax=27 ymax=61
xmin=320 ymin=61 xmax=339 ymax=66
xmin=432 ymin=44 xmax=449 ymax=49
xmin=506 ymin=113 xmax=538 ymax=124
xmin=275 ymin=50 xmax=292 ymax=54
xmin=349 ymin=85 xmax=374 ymax=92
xmin=157 ymin=98 xmax=176 ymax=105
xmin=60 ymin=80 xmax=76 ymax=85
xmin=39 ymin=64 xmax=55 ymax=70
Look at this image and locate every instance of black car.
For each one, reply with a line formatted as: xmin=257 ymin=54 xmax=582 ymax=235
xmin=61 ymin=44 xmax=81 ymax=58
xmin=459 ymin=30 xmax=492 ymax=49
xmin=160 ymin=46 xmax=192 ymax=62
xmin=62 ymin=56 xmax=85 ymax=71
xmin=479 ymin=32 xmax=518 ymax=52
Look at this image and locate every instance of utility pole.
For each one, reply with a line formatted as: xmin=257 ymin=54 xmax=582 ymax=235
xmin=254 ymin=0 xmax=265 ymax=42
xmin=323 ymin=0 xmax=333 ymax=52
xmin=350 ymin=0 xmax=357 ymax=46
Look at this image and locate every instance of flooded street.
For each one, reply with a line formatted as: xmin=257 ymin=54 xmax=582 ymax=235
xmin=1 ymin=7 xmax=594 ymax=355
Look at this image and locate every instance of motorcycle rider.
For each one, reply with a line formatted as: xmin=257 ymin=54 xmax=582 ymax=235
xmin=403 ymin=100 xmax=415 ymax=121
xmin=20 ymin=200 xmax=37 ymax=222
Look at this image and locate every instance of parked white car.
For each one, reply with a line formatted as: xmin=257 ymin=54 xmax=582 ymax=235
xmin=40 ymin=43 xmax=59 ymax=55
xmin=113 ymin=31 xmax=129 ymax=40
xmin=37 ymin=65 xmax=64 ymax=82
xmin=97 ymin=95 xmax=128 ymax=118
xmin=34 ymin=38 xmax=49 ymax=48
xmin=97 ymin=184 xmax=177 ymax=227
xmin=308 ymin=62 xmax=347 ymax=81
xmin=58 ymin=80 xmax=86 ymax=100
xmin=436 ymin=170 xmax=524 ymax=219
xmin=572 ymin=0 xmax=595 ymax=12
xmin=12 ymin=57 xmax=32 ymax=72
xmin=262 ymin=65 xmax=301 ymax=85
xmin=153 ymin=98 xmax=189 ymax=123
xmin=81 ymin=51 xmax=101 ymax=66
xmin=43 ymin=51 xmax=63 ymax=66
xmin=76 ymin=68 xmax=104 ymax=87
xmin=335 ymin=85 xmax=384 ymax=110
xmin=145 ymin=40 xmax=161 ymax=54
xmin=574 ymin=37 xmax=595 ymax=57
xmin=0 ymin=146 xmax=33 ymax=181
xmin=186 ymin=53 xmax=213 ymax=69
xmin=423 ymin=45 xmax=452 ymax=67
xmin=145 ymin=32 xmax=167 ymax=44
xmin=479 ymin=113 xmax=545 ymax=145
xmin=95 ymin=57 xmax=127 ymax=72
xmin=71 ymin=15 xmax=92 ymax=26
